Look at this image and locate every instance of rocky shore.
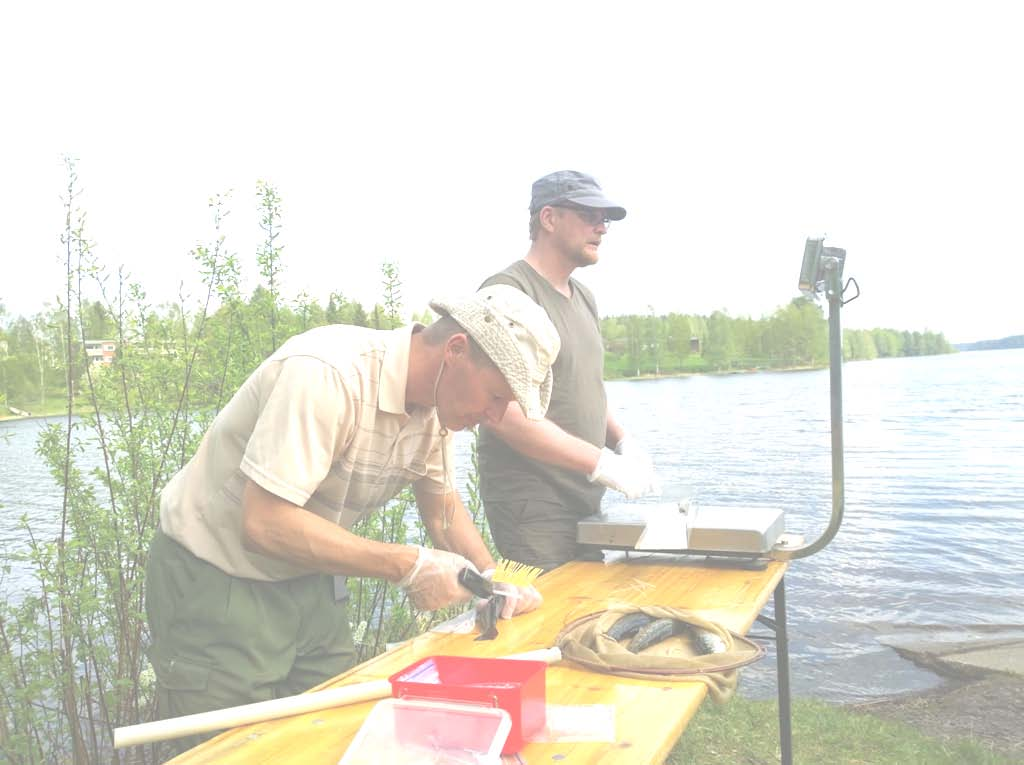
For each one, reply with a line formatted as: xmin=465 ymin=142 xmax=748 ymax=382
xmin=850 ymin=638 xmax=1024 ymax=760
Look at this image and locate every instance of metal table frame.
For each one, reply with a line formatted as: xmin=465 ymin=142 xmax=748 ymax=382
xmin=614 ymin=549 xmax=795 ymax=764
xmin=752 ymin=575 xmax=793 ymax=765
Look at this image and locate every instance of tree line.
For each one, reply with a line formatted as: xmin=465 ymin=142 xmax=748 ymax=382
xmin=0 ymin=291 xmax=440 ymax=414
xmin=0 ymin=238 xmax=435 ymax=415
xmin=601 ymin=303 xmax=953 ymax=378
xmin=2 ymin=291 xmax=953 ymax=415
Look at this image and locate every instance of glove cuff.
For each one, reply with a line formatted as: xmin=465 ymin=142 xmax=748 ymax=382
xmin=587 ymin=449 xmax=611 ymax=483
xmin=395 ymin=544 xmax=425 ymax=588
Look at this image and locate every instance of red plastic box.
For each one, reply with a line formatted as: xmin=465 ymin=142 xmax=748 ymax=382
xmin=388 ymin=655 xmax=547 ymax=754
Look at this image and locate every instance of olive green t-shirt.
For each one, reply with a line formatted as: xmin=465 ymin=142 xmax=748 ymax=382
xmin=478 ymin=260 xmax=607 ymax=515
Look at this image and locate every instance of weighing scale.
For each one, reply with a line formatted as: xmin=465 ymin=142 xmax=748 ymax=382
xmin=577 ymin=237 xmax=859 ymax=563
xmin=577 ymin=500 xmax=801 ymax=559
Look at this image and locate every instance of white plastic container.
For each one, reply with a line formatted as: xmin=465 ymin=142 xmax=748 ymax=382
xmin=338 ymin=697 xmax=512 ymax=765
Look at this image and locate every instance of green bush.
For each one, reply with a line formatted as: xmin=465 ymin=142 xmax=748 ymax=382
xmin=0 ymin=164 xmax=467 ymax=764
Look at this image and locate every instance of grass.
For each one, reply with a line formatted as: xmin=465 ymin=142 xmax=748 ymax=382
xmin=666 ymin=695 xmax=1014 ymax=765
xmin=1 ymin=396 xmax=88 ymax=419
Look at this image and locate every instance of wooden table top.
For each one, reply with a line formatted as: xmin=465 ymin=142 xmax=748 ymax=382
xmin=169 ymin=557 xmax=786 ymax=765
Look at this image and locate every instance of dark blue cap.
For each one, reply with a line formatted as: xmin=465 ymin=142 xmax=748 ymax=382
xmin=529 ymin=170 xmax=626 ymax=220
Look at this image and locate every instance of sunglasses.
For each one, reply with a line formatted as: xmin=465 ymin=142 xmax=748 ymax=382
xmin=555 ymin=206 xmax=612 ymax=227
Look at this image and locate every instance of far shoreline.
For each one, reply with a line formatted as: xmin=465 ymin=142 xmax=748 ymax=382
xmin=610 ymin=363 xmax=822 ymax=382
xmin=1 ymin=364 xmax=825 ymax=424
xmin=5 ymin=351 xmax=969 ymax=423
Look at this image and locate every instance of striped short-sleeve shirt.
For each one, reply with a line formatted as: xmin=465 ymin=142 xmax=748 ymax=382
xmin=158 ymin=323 xmax=453 ymax=581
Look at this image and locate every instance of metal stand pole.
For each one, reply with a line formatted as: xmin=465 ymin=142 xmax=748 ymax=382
xmin=773 ymin=258 xmax=847 ymax=562
xmin=826 ymin=274 xmax=846 ymax=546
xmin=774 ymin=576 xmax=793 ymax=765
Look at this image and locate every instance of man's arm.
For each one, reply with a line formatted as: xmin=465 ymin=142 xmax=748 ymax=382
xmin=605 ymin=406 xmax=627 ymax=450
xmin=241 ymin=479 xmax=417 ymax=582
xmin=413 ymin=485 xmax=496 ymax=574
xmin=481 ymin=402 xmax=602 ymax=475
xmin=485 ymin=401 xmax=657 ymax=500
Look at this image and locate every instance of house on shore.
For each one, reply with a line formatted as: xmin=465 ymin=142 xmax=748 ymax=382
xmin=84 ymin=339 xmax=117 ymax=366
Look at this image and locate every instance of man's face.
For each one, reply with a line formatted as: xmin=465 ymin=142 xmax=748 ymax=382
xmin=550 ymin=205 xmax=611 ymax=267
xmin=434 ymin=335 xmax=516 ymax=431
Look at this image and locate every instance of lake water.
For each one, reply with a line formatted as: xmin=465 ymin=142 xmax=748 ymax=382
xmin=2 ymin=348 xmax=1022 ymax=703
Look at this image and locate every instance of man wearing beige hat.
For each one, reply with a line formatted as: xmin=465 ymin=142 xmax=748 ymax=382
xmin=145 ymin=285 xmax=559 ymax=748
xmin=478 ymin=170 xmax=660 ymax=572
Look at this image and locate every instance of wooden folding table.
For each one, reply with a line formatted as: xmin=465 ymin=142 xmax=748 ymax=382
xmin=167 ymin=558 xmax=789 ymax=765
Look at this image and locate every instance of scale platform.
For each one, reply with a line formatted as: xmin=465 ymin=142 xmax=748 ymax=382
xmin=576 ymin=501 xmax=802 ymax=559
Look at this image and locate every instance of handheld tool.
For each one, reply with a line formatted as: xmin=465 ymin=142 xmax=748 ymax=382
xmin=458 ymin=568 xmax=505 ymax=640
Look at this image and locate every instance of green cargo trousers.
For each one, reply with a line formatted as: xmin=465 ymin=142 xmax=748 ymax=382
xmin=144 ymin=530 xmax=356 ymax=754
xmin=483 ymin=498 xmax=603 ymax=573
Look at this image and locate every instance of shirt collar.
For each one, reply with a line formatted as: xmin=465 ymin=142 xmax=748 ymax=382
xmin=378 ymin=324 xmax=423 ymax=415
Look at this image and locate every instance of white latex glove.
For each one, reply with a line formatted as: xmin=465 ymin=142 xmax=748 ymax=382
xmin=480 ymin=569 xmax=544 ymax=619
xmin=588 ymin=449 xmax=660 ymax=500
xmin=614 ymin=436 xmax=662 ymax=496
xmin=396 ymin=545 xmax=477 ymax=611
xmin=614 ymin=435 xmax=648 ymax=460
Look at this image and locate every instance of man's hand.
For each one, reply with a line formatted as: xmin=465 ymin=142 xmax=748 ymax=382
xmin=614 ymin=435 xmax=662 ymax=495
xmin=588 ymin=449 xmax=660 ymax=499
xmin=614 ymin=435 xmax=649 ymax=460
xmin=397 ymin=545 xmax=477 ymax=611
xmin=480 ymin=569 xmax=543 ymax=619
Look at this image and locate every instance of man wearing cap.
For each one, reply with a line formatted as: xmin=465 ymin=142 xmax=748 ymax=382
xmin=145 ymin=285 xmax=558 ymax=749
xmin=478 ymin=170 xmax=659 ymax=572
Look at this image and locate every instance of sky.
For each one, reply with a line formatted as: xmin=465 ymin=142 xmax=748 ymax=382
xmin=2 ymin=1 xmax=1022 ymax=345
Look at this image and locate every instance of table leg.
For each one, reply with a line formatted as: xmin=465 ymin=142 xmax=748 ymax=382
xmin=774 ymin=576 xmax=793 ymax=765
xmin=753 ymin=575 xmax=793 ymax=765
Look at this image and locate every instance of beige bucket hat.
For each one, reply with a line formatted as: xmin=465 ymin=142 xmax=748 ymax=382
xmin=429 ymin=285 xmax=560 ymax=419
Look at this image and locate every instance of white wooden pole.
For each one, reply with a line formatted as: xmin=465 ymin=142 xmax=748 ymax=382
xmin=113 ymin=679 xmax=391 ymax=749
xmin=114 ymin=647 xmax=561 ymax=748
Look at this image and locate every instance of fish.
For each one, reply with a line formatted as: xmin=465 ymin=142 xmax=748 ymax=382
xmin=627 ymin=618 xmax=686 ymax=653
xmin=605 ymin=612 xmax=656 ymax=642
xmin=688 ymin=627 xmax=728 ymax=655
xmin=474 ymin=593 xmax=505 ymax=641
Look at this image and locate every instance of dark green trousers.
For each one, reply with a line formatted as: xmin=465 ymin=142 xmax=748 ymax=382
xmin=484 ymin=498 xmax=603 ymax=572
xmin=144 ymin=530 xmax=355 ymax=754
